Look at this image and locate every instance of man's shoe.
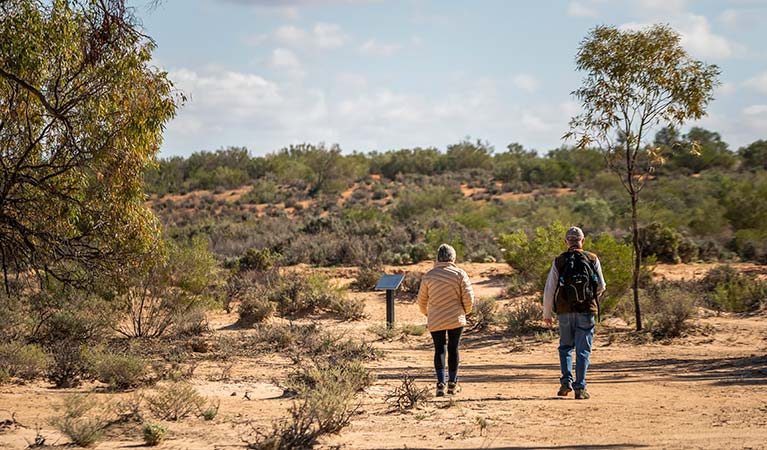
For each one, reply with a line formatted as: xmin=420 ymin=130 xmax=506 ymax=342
xmin=436 ymin=382 xmax=446 ymax=397
xmin=557 ymin=382 xmax=573 ymax=397
xmin=447 ymin=381 xmax=461 ymax=395
xmin=574 ymin=388 xmax=590 ymax=400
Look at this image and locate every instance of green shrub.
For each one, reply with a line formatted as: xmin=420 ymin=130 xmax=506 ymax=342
xmin=504 ymin=299 xmax=542 ymax=335
xmin=643 ymin=284 xmax=697 ymax=339
xmin=146 ymin=382 xmax=206 ymax=421
xmin=50 ymin=395 xmax=110 ymax=447
xmin=87 ymin=349 xmax=147 ymax=390
xmin=238 ymin=247 xmax=281 ymax=272
xmin=0 ymin=343 xmax=50 ymax=382
xmin=399 ymin=323 xmax=427 ymax=336
xmin=246 ymin=363 xmax=362 ymax=449
xmin=326 ymin=296 xmax=367 ymax=321
xmin=587 ymin=233 xmax=634 ymax=315
xmin=712 ymin=277 xmax=766 ymax=313
xmin=638 ymin=223 xmax=698 ymax=264
xmin=367 ymin=323 xmax=399 ymax=340
xmin=499 ymin=222 xmax=567 ymax=290
xmin=143 ymin=423 xmax=167 ymax=446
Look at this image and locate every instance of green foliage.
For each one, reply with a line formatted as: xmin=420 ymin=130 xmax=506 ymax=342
xmin=393 ymin=186 xmax=462 ymax=220
xmin=444 ymin=138 xmax=494 ymax=171
xmin=703 ymin=265 xmax=766 ymax=313
xmin=0 ymin=0 xmax=178 ymax=291
xmin=86 ymin=349 xmax=147 ymax=390
xmin=326 ymin=296 xmax=368 ymax=321
xmin=586 ymin=234 xmax=634 ymax=315
xmin=50 ymin=395 xmax=111 ymax=447
xmin=238 ymin=248 xmax=281 ymax=272
xmin=739 ymin=140 xmax=767 ymax=170
xmin=642 ymin=284 xmax=697 ymax=339
xmin=143 ymin=423 xmax=167 ymax=446
xmin=639 ymin=223 xmax=698 ymax=264
xmin=0 ymin=343 xmax=50 ymax=382
xmin=499 ymin=221 xmax=567 ymax=290
xmin=147 ymin=382 xmax=207 ymax=421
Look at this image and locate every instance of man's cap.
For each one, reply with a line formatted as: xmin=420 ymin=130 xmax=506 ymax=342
xmin=565 ymin=226 xmax=584 ymax=242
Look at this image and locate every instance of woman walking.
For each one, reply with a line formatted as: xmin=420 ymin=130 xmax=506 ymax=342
xmin=417 ymin=244 xmax=475 ymax=396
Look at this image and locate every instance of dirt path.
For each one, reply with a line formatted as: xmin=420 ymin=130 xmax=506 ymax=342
xmin=1 ymin=263 xmax=766 ymax=449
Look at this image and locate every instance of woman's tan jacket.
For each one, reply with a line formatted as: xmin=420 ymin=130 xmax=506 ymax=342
xmin=417 ymin=261 xmax=474 ymax=332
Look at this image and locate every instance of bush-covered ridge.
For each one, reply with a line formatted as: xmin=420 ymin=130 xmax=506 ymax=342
xmin=146 ymin=130 xmax=767 ymax=267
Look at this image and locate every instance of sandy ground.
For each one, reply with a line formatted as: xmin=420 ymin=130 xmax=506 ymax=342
xmin=1 ymin=263 xmax=766 ymax=449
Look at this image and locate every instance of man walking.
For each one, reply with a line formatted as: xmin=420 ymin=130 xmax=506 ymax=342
xmin=543 ymin=226 xmax=606 ymax=400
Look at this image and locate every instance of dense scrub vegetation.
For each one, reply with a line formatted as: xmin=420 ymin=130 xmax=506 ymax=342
xmin=145 ymin=130 xmax=767 ymax=271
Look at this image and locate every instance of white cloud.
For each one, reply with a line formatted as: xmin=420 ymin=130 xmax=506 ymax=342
xmin=716 ymin=82 xmax=737 ymax=96
xmin=269 ymin=48 xmax=301 ymax=70
xmin=312 ymin=23 xmax=347 ymax=49
xmin=620 ymin=15 xmax=744 ymax=59
xmin=743 ymin=104 xmax=767 ymax=130
xmin=359 ymin=39 xmax=401 ymax=56
xmin=678 ymin=14 xmax=743 ymax=59
xmin=512 ymin=74 xmax=540 ymax=93
xmin=744 ymin=72 xmax=767 ymax=94
xmin=567 ymin=1 xmax=599 ymax=18
xmin=633 ymin=0 xmax=688 ymax=16
xmin=247 ymin=22 xmax=347 ymax=50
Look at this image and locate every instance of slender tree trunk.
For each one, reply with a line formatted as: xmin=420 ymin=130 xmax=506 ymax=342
xmin=630 ymin=192 xmax=643 ymax=331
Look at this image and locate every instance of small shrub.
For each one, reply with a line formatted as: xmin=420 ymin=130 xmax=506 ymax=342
xmin=643 ymin=284 xmax=697 ymax=339
xmin=172 ymin=305 xmax=209 ymax=336
xmin=467 ymin=297 xmax=498 ymax=331
xmin=239 ymin=248 xmax=281 ymax=272
xmin=400 ymin=272 xmax=423 ymax=295
xmin=702 ymin=265 xmax=767 ymax=313
xmin=400 ymin=323 xmax=427 ymax=336
xmin=87 ymin=350 xmax=147 ymax=390
xmin=245 ymin=373 xmax=360 ymax=449
xmin=351 ymin=266 xmax=382 ymax=291
xmin=0 ymin=343 xmax=50 ymax=382
xmin=238 ymin=294 xmax=274 ymax=327
xmin=48 ymin=342 xmax=90 ymax=389
xmin=201 ymin=400 xmax=220 ymax=421
xmin=50 ymin=395 xmax=110 ymax=447
xmin=146 ymin=382 xmax=206 ymax=421
xmin=286 ymin=360 xmax=374 ymax=397
xmin=143 ymin=423 xmax=167 ymax=446
xmin=326 ymin=296 xmax=367 ymax=320
xmin=384 ymin=374 xmax=431 ymax=411
xmin=367 ymin=323 xmax=399 ymax=340
xmin=504 ymin=299 xmax=542 ymax=335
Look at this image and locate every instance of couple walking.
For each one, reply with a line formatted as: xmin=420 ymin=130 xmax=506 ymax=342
xmin=417 ymin=226 xmax=606 ymax=399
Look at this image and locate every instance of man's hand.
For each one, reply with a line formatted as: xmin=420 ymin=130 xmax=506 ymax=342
xmin=544 ymin=318 xmax=553 ymax=327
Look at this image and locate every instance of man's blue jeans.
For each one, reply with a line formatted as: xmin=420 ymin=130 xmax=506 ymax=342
xmin=557 ymin=312 xmax=595 ymax=390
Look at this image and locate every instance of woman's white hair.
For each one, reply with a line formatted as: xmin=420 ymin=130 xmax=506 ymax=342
xmin=437 ymin=243 xmax=457 ymax=262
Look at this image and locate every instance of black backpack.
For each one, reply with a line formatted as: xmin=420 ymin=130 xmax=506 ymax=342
xmin=557 ymin=250 xmax=599 ymax=309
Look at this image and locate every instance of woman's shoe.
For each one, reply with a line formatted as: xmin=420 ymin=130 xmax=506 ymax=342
xmin=436 ymin=382 xmax=446 ymax=397
xmin=447 ymin=381 xmax=461 ymax=395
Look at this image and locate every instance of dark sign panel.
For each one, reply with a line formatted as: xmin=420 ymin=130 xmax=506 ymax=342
xmin=374 ymin=274 xmax=405 ymax=291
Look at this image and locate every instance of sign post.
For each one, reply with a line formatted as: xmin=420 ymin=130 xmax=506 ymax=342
xmin=374 ymin=274 xmax=405 ymax=328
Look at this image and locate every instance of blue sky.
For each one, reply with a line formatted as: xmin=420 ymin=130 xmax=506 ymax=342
xmin=135 ymin=0 xmax=767 ymax=157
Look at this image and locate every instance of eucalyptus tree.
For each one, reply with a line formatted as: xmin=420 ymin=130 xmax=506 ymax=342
xmin=0 ymin=0 xmax=179 ymax=292
xmin=565 ymin=24 xmax=719 ymax=330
